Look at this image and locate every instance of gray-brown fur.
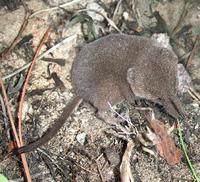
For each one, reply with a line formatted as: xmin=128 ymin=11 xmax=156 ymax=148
xmin=72 ymin=34 xmax=182 ymax=117
xmin=14 ymin=34 xmax=182 ymax=155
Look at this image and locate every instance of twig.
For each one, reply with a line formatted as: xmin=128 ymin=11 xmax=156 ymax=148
xmin=74 ymin=162 xmax=99 ymax=176
xmin=0 ymin=94 xmax=8 ymax=121
xmin=111 ymin=0 xmax=123 ymax=27
xmin=186 ymin=35 xmax=200 ymax=68
xmin=29 ymin=0 xmax=82 ymax=18
xmin=36 ymin=34 xmax=77 ymax=61
xmin=105 ymin=130 xmax=129 ymax=141
xmin=0 ymin=6 xmax=30 ymax=57
xmin=2 ymin=34 xmax=77 ymax=81
xmin=0 ymin=94 xmax=11 ymax=140
xmin=112 ymin=0 xmax=123 ymax=19
xmin=180 ymin=52 xmax=191 ymax=60
xmin=95 ymin=154 xmax=105 ymax=182
xmin=108 ymin=101 xmax=138 ymax=135
xmin=104 ymin=117 xmax=134 ymax=135
xmin=0 ymin=77 xmax=32 ymax=181
xmin=172 ymin=1 xmax=188 ymax=36
xmin=188 ymin=87 xmax=200 ymax=103
xmin=99 ymin=104 xmax=135 ymax=135
xmin=107 ymin=102 xmax=131 ymax=123
xmin=120 ymin=140 xmax=135 ymax=182
xmin=37 ymin=148 xmax=66 ymax=177
xmin=17 ymin=27 xmax=51 ymax=146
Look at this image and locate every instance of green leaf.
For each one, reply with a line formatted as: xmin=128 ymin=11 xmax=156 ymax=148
xmin=0 ymin=174 xmax=9 ymax=182
xmin=69 ymin=13 xmax=92 ymax=27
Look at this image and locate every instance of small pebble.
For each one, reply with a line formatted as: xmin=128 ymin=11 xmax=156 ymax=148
xmin=123 ymin=12 xmax=129 ymax=20
xmin=76 ymin=132 xmax=87 ymax=145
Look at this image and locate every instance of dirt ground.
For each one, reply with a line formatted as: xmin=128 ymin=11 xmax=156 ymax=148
xmin=0 ymin=0 xmax=200 ymax=181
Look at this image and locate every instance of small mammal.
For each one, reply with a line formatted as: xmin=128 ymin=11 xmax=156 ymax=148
xmin=14 ymin=34 xmax=183 ymax=154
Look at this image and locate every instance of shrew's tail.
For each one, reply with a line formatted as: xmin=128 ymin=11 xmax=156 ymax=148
xmin=13 ymin=96 xmax=83 ymax=155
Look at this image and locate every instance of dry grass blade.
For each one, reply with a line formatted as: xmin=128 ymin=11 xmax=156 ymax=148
xmin=188 ymin=87 xmax=200 ymax=103
xmin=95 ymin=155 xmax=105 ymax=182
xmin=120 ymin=140 xmax=135 ymax=182
xmin=186 ymin=35 xmax=200 ymax=68
xmin=2 ymin=34 xmax=77 ymax=81
xmin=112 ymin=0 xmax=123 ymax=20
xmin=172 ymin=1 xmax=188 ymax=36
xmin=37 ymin=148 xmax=66 ymax=178
xmin=30 ymin=0 xmax=82 ymax=18
xmin=0 ymin=5 xmax=30 ymax=57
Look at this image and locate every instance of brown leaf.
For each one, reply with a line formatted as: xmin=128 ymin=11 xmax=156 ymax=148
xmin=148 ymin=119 xmax=182 ymax=165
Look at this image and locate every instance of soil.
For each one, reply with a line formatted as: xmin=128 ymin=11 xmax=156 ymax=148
xmin=0 ymin=0 xmax=200 ymax=181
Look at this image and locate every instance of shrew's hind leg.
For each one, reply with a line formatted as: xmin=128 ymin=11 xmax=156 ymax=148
xmin=90 ymin=78 xmax=124 ymax=111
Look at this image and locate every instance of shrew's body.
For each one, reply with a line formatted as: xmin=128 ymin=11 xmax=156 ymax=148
xmin=14 ymin=34 xmax=183 ymax=155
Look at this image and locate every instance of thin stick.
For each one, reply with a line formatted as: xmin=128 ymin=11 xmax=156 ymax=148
xmin=2 ymin=34 xmax=77 ymax=81
xmin=17 ymin=27 xmax=51 ymax=146
xmin=75 ymin=162 xmax=99 ymax=176
xmin=0 ymin=94 xmax=10 ymax=139
xmin=186 ymin=35 xmax=199 ymax=68
xmin=0 ymin=79 xmax=20 ymax=145
xmin=188 ymin=87 xmax=200 ymax=103
xmin=37 ymin=148 xmax=66 ymax=176
xmin=29 ymin=0 xmax=82 ymax=18
xmin=95 ymin=159 xmax=105 ymax=182
xmin=112 ymin=0 xmax=123 ymax=22
xmin=0 ymin=6 xmax=30 ymax=57
xmin=107 ymin=101 xmax=131 ymax=123
xmin=172 ymin=2 xmax=188 ymax=36
xmin=0 ymin=77 xmax=32 ymax=181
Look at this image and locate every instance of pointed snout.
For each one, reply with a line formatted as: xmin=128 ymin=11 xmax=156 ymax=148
xmin=162 ymin=97 xmax=185 ymax=120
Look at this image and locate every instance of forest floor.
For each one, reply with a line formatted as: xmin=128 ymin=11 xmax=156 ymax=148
xmin=0 ymin=0 xmax=200 ymax=181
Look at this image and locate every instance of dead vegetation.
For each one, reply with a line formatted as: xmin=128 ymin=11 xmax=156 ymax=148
xmin=0 ymin=0 xmax=200 ymax=181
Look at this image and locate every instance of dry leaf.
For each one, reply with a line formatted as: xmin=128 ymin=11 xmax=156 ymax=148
xmin=148 ymin=119 xmax=182 ymax=165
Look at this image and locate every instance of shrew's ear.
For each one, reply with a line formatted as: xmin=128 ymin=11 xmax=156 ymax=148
xmin=127 ymin=67 xmax=135 ymax=84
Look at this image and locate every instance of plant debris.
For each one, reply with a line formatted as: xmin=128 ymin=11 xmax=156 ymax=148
xmin=0 ymin=0 xmax=200 ymax=181
xmin=147 ymin=118 xmax=182 ymax=165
